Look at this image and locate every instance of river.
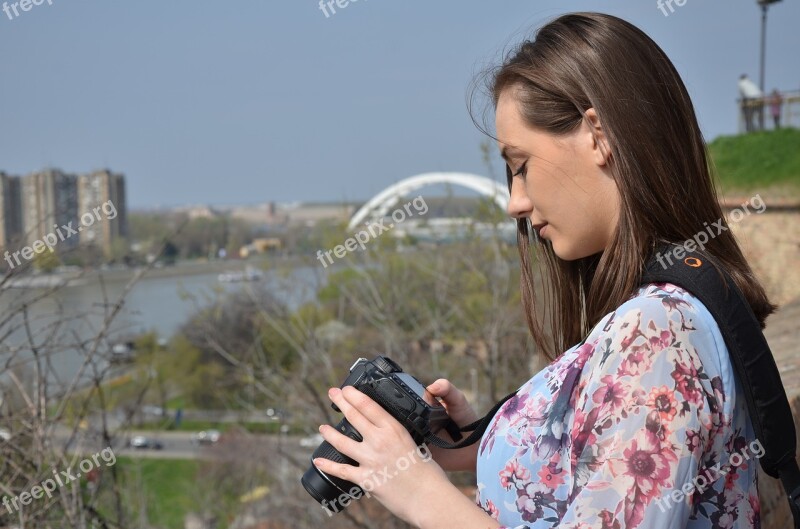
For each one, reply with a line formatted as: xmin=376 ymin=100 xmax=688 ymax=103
xmin=0 ymin=259 xmax=322 ymax=386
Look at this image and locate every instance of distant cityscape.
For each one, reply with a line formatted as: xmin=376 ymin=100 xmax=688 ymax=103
xmin=0 ymin=166 xmax=518 ymax=270
xmin=169 ymin=202 xmax=356 ymax=227
xmin=0 ymin=168 xmax=128 ymax=259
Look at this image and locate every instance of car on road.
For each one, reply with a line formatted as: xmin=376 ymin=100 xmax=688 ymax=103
xmin=193 ymin=429 xmax=221 ymax=445
xmin=141 ymin=405 xmax=166 ymax=417
xmin=128 ymin=435 xmax=163 ymax=450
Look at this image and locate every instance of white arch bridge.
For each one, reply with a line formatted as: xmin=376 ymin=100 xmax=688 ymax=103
xmin=347 ymin=172 xmax=510 ymax=231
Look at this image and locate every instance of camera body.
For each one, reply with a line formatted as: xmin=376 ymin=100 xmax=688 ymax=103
xmin=301 ymin=356 xmax=452 ymax=512
xmin=337 ymin=356 xmax=451 ymax=442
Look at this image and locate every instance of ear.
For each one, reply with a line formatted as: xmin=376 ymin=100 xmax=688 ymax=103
xmin=584 ymin=108 xmax=612 ymax=166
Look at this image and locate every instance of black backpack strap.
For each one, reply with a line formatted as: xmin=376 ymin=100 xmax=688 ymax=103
xmin=781 ymin=461 xmax=800 ymax=527
xmin=642 ymin=243 xmax=800 ymax=526
xmin=426 ymin=391 xmax=517 ymax=449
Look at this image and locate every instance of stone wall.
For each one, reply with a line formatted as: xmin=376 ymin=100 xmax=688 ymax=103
xmin=726 ymin=204 xmax=800 ymax=306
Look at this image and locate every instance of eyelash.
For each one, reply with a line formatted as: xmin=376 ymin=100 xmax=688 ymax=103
xmin=512 ymin=162 xmax=528 ymax=178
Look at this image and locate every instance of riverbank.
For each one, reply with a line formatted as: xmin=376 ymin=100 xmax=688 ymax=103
xmin=1 ymin=253 xmax=314 ymax=288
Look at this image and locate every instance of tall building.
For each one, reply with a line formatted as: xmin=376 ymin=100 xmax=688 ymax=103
xmin=0 ymin=172 xmax=23 ymax=249
xmin=78 ymin=169 xmax=128 ymax=256
xmin=22 ymin=169 xmax=79 ymax=250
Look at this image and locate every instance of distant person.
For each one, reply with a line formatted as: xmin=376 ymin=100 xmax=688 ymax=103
xmin=769 ymin=89 xmax=783 ymax=129
xmin=738 ymin=74 xmax=763 ymax=132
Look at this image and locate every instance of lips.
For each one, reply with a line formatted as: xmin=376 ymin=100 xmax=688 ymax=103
xmin=532 ymin=222 xmax=548 ymax=238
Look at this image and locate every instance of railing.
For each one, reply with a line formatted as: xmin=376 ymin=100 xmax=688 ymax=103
xmin=737 ymin=89 xmax=800 ymax=133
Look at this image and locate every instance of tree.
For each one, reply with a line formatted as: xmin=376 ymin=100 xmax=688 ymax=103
xmin=161 ymin=240 xmax=179 ymax=265
xmin=160 ymin=213 xmax=536 ymax=527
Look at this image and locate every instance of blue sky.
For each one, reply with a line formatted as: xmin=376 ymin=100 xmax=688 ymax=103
xmin=1 ymin=0 xmax=798 ymax=208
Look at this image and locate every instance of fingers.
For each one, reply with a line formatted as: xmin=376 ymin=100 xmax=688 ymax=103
xmin=320 ymin=387 xmax=380 ymax=465
xmin=319 ymin=423 xmax=363 ymax=462
xmin=328 ymin=387 xmax=375 ymax=435
xmin=330 ymin=386 xmax=391 ymax=430
xmin=313 ymin=455 xmax=361 ymax=485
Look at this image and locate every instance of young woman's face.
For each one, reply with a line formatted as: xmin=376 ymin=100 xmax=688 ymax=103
xmin=496 ymin=88 xmax=621 ymax=260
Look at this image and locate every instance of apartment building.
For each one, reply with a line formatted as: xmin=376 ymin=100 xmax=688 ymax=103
xmin=0 ymin=172 xmax=23 ymax=249
xmin=78 ymin=169 xmax=128 ymax=256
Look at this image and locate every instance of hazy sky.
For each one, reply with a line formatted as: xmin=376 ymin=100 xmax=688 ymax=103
xmin=1 ymin=0 xmax=798 ymax=208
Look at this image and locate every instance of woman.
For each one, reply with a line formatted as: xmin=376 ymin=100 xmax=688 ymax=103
xmin=313 ymin=12 xmax=772 ymax=528
xmin=769 ymin=89 xmax=783 ymax=129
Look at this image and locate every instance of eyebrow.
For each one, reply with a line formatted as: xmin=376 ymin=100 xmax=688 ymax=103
xmin=500 ymin=145 xmax=527 ymax=162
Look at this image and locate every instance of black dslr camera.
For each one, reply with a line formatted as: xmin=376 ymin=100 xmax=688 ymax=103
xmin=300 ymin=356 xmax=456 ymax=513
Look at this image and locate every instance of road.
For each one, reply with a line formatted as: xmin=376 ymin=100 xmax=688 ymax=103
xmin=53 ymin=427 xmax=317 ymax=464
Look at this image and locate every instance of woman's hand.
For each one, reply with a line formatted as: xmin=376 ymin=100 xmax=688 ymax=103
xmin=425 ymin=378 xmax=480 ymax=472
xmin=314 ymin=386 xmax=501 ymax=529
xmin=427 ymin=378 xmax=479 ymax=427
xmin=314 ymin=386 xmax=452 ymax=526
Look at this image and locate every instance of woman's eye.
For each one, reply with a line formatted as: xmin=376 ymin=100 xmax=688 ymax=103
xmin=513 ymin=162 xmax=527 ymax=178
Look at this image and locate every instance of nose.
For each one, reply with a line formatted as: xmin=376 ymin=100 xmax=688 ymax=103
xmin=507 ymin=175 xmax=533 ymax=220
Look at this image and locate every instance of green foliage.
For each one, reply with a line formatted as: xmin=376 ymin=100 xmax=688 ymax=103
xmin=317 ymin=268 xmax=364 ymax=304
xmin=161 ymin=240 xmax=179 ymax=264
xmin=166 ymin=335 xmax=228 ymax=409
xmin=32 ymin=247 xmax=60 ymax=272
xmin=140 ymin=213 xmax=531 ymax=419
xmin=709 ymin=128 xmax=800 ymax=193
xmin=162 ymin=286 xmax=298 ymax=408
xmin=287 ymin=219 xmax=349 ymax=255
xmin=259 ymin=302 xmax=327 ymax=371
xmin=318 ymin=241 xmax=520 ymax=338
xmin=108 ymin=238 xmax=133 ymax=263
xmin=129 ymin=213 xmax=174 ymax=243
xmin=104 ymin=457 xmax=201 ymax=529
xmin=132 ymin=419 xmax=299 ymax=434
xmin=130 ymin=212 xmax=259 ymax=260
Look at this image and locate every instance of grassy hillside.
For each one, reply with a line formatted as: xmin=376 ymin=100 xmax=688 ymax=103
xmin=98 ymin=458 xmax=200 ymax=529
xmin=708 ymin=128 xmax=800 ymax=194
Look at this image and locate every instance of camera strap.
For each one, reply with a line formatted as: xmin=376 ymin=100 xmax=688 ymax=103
xmin=426 ymin=244 xmax=800 ymax=528
xmin=424 ymin=391 xmax=518 ymax=449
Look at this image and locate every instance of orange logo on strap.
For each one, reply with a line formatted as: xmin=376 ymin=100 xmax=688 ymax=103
xmin=684 ymin=257 xmax=702 ymax=268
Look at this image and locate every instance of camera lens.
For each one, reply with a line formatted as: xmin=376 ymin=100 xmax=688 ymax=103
xmin=300 ymin=417 xmax=364 ymax=514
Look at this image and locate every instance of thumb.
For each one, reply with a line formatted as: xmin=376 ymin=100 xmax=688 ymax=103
xmin=426 ymin=378 xmax=447 ymax=395
xmin=427 ymin=379 xmax=461 ymax=402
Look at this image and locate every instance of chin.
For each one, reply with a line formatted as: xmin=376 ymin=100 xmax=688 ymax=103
xmin=550 ymin=239 xmax=603 ymax=261
xmin=551 ymin=246 xmax=582 ymax=261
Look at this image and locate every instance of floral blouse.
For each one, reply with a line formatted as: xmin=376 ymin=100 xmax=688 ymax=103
xmin=476 ymin=283 xmax=759 ymax=529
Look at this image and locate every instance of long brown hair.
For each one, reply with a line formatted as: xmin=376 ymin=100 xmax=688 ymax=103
xmin=472 ymin=12 xmax=776 ymax=361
